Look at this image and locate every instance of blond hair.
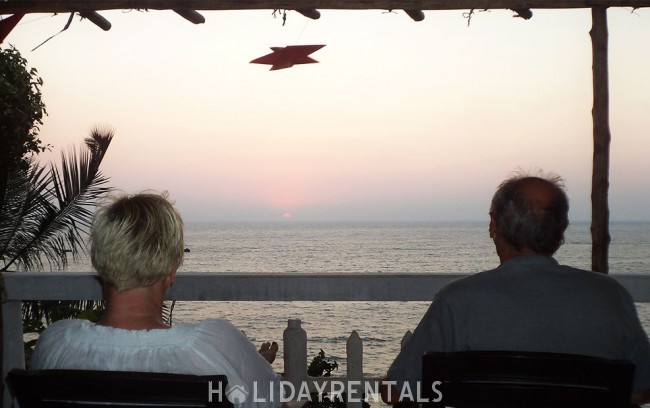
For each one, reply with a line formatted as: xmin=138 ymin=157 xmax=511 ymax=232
xmin=90 ymin=192 xmax=184 ymax=292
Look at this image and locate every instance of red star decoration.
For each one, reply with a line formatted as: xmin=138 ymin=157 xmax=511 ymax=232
xmin=250 ymin=45 xmax=325 ymax=71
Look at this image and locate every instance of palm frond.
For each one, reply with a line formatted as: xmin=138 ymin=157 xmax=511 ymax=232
xmin=0 ymin=127 xmax=114 ymax=271
xmin=163 ymin=301 xmax=176 ymax=325
xmin=0 ymin=127 xmax=115 ymax=346
xmin=22 ymin=300 xmax=105 ymax=325
xmin=1 ymin=162 xmax=54 ymax=271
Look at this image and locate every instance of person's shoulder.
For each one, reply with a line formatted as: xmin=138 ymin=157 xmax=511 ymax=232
xmin=555 ymin=263 xmax=621 ymax=283
xmin=435 ymin=257 xmax=551 ymax=297
xmin=448 ymin=265 xmax=501 ymax=286
xmin=40 ymin=319 xmax=89 ymax=337
xmin=436 ymin=267 xmax=500 ymax=299
xmin=194 ymin=319 xmax=247 ymax=337
xmin=558 ymin=264 xmax=630 ymax=292
xmin=33 ymin=319 xmax=91 ymax=359
xmin=197 ymin=318 xmax=238 ymax=329
xmin=189 ymin=319 xmax=259 ymax=357
xmin=48 ymin=318 xmax=88 ymax=328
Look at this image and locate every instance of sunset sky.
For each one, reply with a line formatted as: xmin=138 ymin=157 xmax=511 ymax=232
xmin=3 ymin=7 xmax=650 ymax=222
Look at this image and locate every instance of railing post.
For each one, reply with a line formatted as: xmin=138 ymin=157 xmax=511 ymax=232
xmin=3 ymin=300 xmax=24 ymax=408
xmin=346 ymin=330 xmax=363 ymax=408
xmin=283 ymin=319 xmax=307 ymax=397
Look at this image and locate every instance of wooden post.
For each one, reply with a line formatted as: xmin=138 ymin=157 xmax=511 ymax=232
xmin=590 ymin=7 xmax=611 ymax=274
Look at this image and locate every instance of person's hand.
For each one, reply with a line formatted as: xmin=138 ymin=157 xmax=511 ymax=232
xmin=259 ymin=341 xmax=279 ymax=364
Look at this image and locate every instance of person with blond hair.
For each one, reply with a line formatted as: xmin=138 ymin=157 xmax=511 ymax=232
xmin=32 ymin=192 xmax=281 ymax=408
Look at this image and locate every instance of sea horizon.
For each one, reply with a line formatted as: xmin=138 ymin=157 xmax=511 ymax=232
xmin=42 ymin=220 xmax=650 ymax=276
xmin=22 ymin=220 xmax=650 ymax=378
xmin=183 ymin=219 xmax=650 ymax=225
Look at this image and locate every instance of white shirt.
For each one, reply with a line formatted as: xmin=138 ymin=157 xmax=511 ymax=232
xmin=31 ymin=318 xmax=282 ymax=408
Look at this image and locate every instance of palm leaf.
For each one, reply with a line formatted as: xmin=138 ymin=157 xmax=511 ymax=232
xmin=1 ymin=127 xmax=113 ymax=272
xmin=1 ymin=127 xmax=114 ymax=325
xmin=0 ymin=162 xmax=54 ymax=271
xmin=22 ymin=300 xmax=105 ymax=324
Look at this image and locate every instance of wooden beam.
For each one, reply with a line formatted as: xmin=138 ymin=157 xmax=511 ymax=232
xmin=590 ymin=7 xmax=611 ymax=273
xmin=2 ymin=0 xmax=650 ymax=14
xmin=404 ymin=9 xmax=425 ymax=21
xmin=296 ymin=8 xmax=321 ymax=18
xmin=79 ymin=10 xmax=112 ymax=29
xmin=173 ymin=9 xmax=206 ymax=23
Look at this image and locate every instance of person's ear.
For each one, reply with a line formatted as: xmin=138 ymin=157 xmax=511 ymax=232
xmin=489 ymin=212 xmax=497 ymax=239
xmin=165 ymin=267 xmax=177 ymax=289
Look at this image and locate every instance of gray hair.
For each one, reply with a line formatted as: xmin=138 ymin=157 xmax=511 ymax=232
xmin=90 ymin=192 xmax=184 ymax=292
xmin=490 ymin=172 xmax=569 ymax=255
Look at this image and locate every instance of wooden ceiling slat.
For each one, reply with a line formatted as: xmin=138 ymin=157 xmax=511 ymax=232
xmin=2 ymin=0 xmax=650 ymax=15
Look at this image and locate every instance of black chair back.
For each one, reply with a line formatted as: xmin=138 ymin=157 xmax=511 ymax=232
xmin=421 ymin=351 xmax=634 ymax=408
xmin=6 ymin=368 xmax=234 ymax=407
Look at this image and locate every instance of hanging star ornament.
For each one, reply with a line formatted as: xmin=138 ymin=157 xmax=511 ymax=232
xmin=250 ymin=45 xmax=325 ymax=71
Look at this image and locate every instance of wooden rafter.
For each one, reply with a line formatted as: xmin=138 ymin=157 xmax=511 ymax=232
xmin=2 ymin=0 xmax=650 ymax=14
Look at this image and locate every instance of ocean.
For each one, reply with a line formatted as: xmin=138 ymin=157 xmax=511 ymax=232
xmin=62 ymin=221 xmax=650 ymax=377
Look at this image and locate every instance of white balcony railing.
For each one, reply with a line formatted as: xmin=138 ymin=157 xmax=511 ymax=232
xmin=4 ymin=272 xmax=650 ymax=407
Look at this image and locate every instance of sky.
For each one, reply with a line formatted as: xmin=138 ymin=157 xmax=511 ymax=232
xmin=3 ymin=7 xmax=650 ymax=222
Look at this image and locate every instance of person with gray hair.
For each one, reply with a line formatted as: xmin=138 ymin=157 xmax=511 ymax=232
xmin=383 ymin=172 xmax=650 ymax=405
xmin=489 ymin=173 xmax=569 ymax=256
xmin=32 ymin=192 xmax=282 ymax=408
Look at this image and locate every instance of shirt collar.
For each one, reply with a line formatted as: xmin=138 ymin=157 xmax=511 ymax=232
xmin=498 ymin=254 xmax=559 ymax=268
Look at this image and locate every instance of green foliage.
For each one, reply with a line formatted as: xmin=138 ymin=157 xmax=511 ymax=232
xmin=23 ymin=300 xmax=105 ymax=326
xmin=305 ymin=349 xmax=369 ymax=408
xmin=75 ymin=305 xmax=105 ymax=322
xmin=23 ymin=317 xmax=46 ymax=367
xmin=0 ymin=128 xmax=114 ymax=272
xmin=308 ymin=349 xmax=339 ymax=377
xmin=0 ymin=45 xmax=48 ymax=176
xmin=0 ymin=127 xmax=114 ymax=363
xmin=0 ymin=47 xmax=118 ymax=371
xmin=163 ymin=301 xmax=176 ymax=326
xmin=305 ymin=392 xmax=349 ymax=408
